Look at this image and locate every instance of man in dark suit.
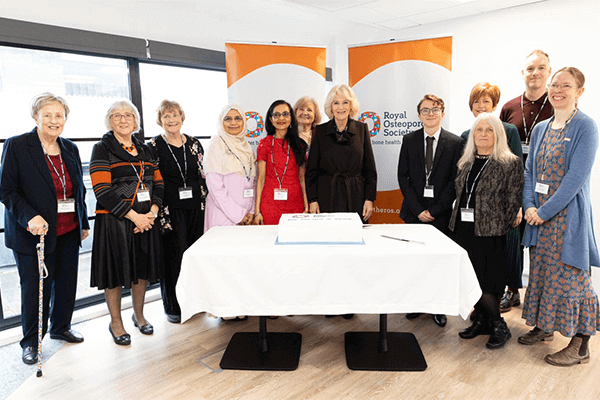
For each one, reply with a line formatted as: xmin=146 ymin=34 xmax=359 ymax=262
xmin=397 ymin=94 xmax=465 ymax=327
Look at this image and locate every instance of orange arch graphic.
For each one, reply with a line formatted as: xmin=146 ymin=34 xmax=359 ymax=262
xmin=226 ymin=43 xmax=327 ymax=88
xmin=348 ymin=36 xmax=452 ymax=87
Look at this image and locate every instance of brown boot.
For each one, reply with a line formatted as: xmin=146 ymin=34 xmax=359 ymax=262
xmin=544 ymin=336 xmax=590 ymax=366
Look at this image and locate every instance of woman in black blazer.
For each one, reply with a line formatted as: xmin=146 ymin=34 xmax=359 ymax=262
xmin=0 ymin=93 xmax=89 ymax=365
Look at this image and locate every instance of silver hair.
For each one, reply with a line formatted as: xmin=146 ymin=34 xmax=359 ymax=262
xmin=104 ymin=99 xmax=141 ymax=132
xmin=458 ymin=113 xmax=517 ymax=169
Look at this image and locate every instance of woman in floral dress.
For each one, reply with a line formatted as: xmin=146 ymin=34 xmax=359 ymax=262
xmin=520 ymin=67 xmax=600 ymax=366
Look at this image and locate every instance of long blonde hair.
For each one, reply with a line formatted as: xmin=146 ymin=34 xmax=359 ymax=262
xmin=458 ymin=113 xmax=517 ymax=169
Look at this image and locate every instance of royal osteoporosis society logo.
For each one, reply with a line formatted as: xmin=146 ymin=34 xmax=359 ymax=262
xmin=359 ymin=111 xmax=380 ymax=137
xmin=245 ymin=111 xmax=264 ymax=138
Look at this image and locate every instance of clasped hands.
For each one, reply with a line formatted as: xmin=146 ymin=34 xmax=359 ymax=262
xmin=524 ymin=207 xmax=545 ymax=226
xmin=129 ymin=209 xmax=157 ymax=233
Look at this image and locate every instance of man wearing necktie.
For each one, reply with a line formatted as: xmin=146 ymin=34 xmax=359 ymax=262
xmin=397 ymin=94 xmax=465 ymax=327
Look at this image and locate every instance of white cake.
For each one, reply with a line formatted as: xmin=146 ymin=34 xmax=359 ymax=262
xmin=277 ymin=212 xmax=363 ymax=244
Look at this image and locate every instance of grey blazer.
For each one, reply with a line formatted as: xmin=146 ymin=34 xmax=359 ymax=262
xmin=449 ymin=157 xmax=523 ymax=237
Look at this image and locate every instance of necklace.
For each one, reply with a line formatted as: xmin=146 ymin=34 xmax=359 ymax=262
xmin=121 ymin=142 xmax=136 ymax=152
xmin=474 ymin=153 xmax=490 ymax=159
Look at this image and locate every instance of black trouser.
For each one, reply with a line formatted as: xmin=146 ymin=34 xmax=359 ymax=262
xmin=160 ymin=207 xmax=204 ymax=316
xmin=15 ymin=228 xmax=80 ymax=348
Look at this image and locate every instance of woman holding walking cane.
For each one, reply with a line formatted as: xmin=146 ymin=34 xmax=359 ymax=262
xmin=0 ymin=93 xmax=89 ymax=365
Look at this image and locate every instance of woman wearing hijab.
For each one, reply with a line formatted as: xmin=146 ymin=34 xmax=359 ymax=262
xmin=204 ymin=104 xmax=256 ymax=231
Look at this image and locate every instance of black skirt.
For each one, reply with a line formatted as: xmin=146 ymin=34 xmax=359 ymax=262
xmin=91 ymin=211 xmax=161 ymax=290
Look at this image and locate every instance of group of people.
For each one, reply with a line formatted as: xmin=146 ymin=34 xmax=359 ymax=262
xmin=0 ymin=49 xmax=597 ymax=369
xmin=0 ymin=83 xmax=377 ymax=364
xmin=398 ymin=50 xmax=599 ymax=367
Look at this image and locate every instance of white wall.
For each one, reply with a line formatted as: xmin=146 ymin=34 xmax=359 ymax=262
xmin=334 ymin=0 xmax=600 ymax=287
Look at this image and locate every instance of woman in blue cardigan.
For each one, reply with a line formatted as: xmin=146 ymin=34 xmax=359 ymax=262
xmin=520 ymin=67 xmax=600 ymax=366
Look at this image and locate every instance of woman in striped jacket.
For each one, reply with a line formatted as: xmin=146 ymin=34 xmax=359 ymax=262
xmin=90 ymin=100 xmax=164 ymax=346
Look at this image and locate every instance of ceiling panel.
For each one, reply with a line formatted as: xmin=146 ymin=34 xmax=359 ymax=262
xmin=282 ymin=0 xmax=546 ymax=31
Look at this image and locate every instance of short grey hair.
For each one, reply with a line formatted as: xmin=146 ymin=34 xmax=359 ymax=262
xmin=30 ymin=92 xmax=70 ymax=120
xmin=104 ymin=99 xmax=141 ymax=132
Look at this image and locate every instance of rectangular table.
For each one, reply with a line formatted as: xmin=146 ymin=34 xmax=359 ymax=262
xmin=177 ymin=224 xmax=481 ymax=371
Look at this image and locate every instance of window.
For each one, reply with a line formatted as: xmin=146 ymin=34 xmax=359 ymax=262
xmin=0 ymin=29 xmax=225 ymax=330
xmin=139 ymin=62 xmax=227 ymax=149
xmin=0 ymin=45 xmax=132 ymax=322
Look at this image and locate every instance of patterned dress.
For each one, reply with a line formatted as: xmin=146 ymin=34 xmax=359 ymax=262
xmin=522 ymin=125 xmax=600 ymax=337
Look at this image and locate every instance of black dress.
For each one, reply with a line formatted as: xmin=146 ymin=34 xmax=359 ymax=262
xmin=150 ymin=134 xmax=206 ymax=316
xmin=90 ymin=132 xmax=164 ymax=290
xmin=454 ymin=157 xmax=507 ymax=293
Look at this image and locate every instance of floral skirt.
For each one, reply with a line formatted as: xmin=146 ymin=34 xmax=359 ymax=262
xmin=522 ymin=208 xmax=600 ymax=337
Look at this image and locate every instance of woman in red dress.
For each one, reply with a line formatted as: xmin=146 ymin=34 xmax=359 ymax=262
xmin=254 ymin=100 xmax=308 ymax=225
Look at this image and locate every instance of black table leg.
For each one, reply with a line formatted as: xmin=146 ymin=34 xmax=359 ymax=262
xmin=220 ymin=316 xmax=302 ymax=371
xmin=345 ymin=314 xmax=427 ymax=371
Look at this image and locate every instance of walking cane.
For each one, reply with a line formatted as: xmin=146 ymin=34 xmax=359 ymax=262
xmin=36 ymin=232 xmax=48 ymax=377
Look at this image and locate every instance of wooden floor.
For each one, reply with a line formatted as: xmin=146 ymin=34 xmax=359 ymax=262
xmin=8 ymin=292 xmax=600 ymax=400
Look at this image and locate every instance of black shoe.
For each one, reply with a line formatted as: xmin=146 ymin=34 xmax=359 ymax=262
xmin=166 ymin=313 xmax=181 ymax=324
xmin=50 ymin=329 xmax=84 ymax=343
xmin=469 ymin=309 xmax=476 ymax=321
xmin=433 ymin=314 xmax=447 ymax=327
xmin=22 ymin=346 xmax=37 ymax=365
xmin=500 ymin=290 xmax=521 ymax=312
xmin=132 ymin=314 xmax=154 ymax=335
xmin=486 ymin=318 xmax=511 ymax=349
xmin=108 ymin=324 xmax=131 ymax=346
xmin=406 ymin=313 xmax=423 ymax=320
xmin=342 ymin=314 xmax=355 ymax=320
xmin=221 ymin=316 xmax=248 ymax=322
xmin=459 ymin=314 xmax=490 ymax=339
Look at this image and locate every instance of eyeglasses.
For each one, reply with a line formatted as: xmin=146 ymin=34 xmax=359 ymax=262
xmin=272 ymin=112 xmax=291 ymax=119
xmin=223 ymin=116 xmax=244 ymax=122
xmin=419 ymin=108 xmax=442 ymax=116
xmin=549 ymin=83 xmax=575 ymax=91
xmin=111 ymin=113 xmax=134 ymax=121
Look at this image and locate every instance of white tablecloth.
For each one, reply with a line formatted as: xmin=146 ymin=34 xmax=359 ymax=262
xmin=177 ymin=224 xmax=481 ymax=322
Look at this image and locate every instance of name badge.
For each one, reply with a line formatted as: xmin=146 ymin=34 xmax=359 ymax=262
xmin=244 ymin=188 xmax=254 ymax=198
xmin=424 ymin=185 xmax=434 ymax=198
xmin=274 ymin=188 xmax=288 ymax=201
xmin=179 ymin=187 xmax=193 ymax=200
xmin=535 ymin=182 xmax=549 ymax=195
xmin=461 ymin=208 xmax=474 ymax=222
xmin=57 ymin=198 xmax=75 ymax=213
xmin=137 ymin=189 xmax=151 ymax=202
xmin=522 ymin=144 xmax=530 ymax=154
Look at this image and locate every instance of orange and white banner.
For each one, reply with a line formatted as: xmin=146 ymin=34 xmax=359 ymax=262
xmin=349 ymin=37 xmax=453 ymax=223
xmin=226 ymin=42 xmax=327 ymax=147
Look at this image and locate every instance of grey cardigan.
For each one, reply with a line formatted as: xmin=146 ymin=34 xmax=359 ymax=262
xmin=449 ymin=157 xmax=523 ymax=237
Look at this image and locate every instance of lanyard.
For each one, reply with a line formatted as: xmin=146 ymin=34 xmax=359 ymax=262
xmin=129 ymin=160 xmax=146 ymax=190
xmin=44 ymin=151 xmax=67 ymax=200
xmin=521 ymin=94 xmax=548 ymax=144
xmin=465 ymin=158 xmax=490 ymax=208
xmin=163 ymin=134 xmax=188 ymax=187
xmin=538 ymin=109 xmax=577 ymax=180
xmin=220 ymin=136 xmax=253 ymax=182
xmin=271 ymin=136 xmax=290 ymax=189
